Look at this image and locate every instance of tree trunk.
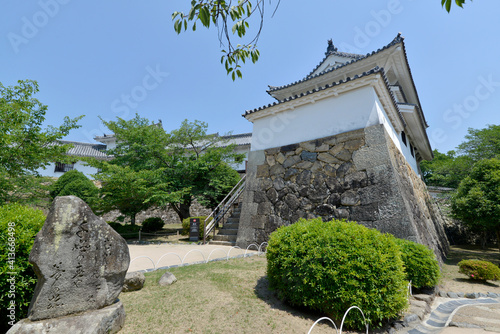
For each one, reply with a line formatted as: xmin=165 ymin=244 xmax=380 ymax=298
xmin=480 ymin=230 xmax=487 ymax=250
xmin=170 ymin=202 xmax=191 ymax=223
xmin=130 ymin=213 xmax=136 ymax=226
xmin=496 ymin=228 xmax=500 ymax=253
xmin=178 ymin=202 xmax=191 ymax=222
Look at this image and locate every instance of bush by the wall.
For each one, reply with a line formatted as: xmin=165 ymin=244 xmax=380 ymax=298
xmin=0 ymin=203 xmax=45 ymax=332
xmin=181 ymin=216 xmax=212 ymax=239
xmin=394 ymin=238 xmax=441 ymax=289
xmin=141 ymin=217 xmax=164 ymax=233
xmin=107 ymin=222 xmax=141 ymax=239
xmin=50 ymin=170 xmax=99 ymax=208
xmin=458 ymin=259 xmax=500 ymax=281
xmin=266 ymin=218 xmax=408 ymax=330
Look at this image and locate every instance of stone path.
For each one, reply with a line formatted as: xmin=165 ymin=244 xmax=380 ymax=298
xmin=400 ymin=298 xmax=500 ymax=334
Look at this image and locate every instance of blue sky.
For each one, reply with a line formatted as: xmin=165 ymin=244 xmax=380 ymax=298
xmin=2 ymin=0 xmax=499 ymax=154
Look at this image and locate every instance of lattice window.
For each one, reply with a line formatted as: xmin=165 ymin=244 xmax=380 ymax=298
xmin=54 ymin=162 xmax=74 ymax=173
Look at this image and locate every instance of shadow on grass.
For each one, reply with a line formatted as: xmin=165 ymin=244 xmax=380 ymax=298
xmin=452 ymin=277 xmax=499 ymax=288
xmin=253 ymin=276 xmax=340 ymax=330
xmin=445 ymin=245 xmax=500 ymax=266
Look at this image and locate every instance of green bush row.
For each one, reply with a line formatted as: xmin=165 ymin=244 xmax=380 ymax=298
xmin=0 ymin=203 xmax=45 ymax=332
xmin=266 ymin=218 xmax=441 ymax=330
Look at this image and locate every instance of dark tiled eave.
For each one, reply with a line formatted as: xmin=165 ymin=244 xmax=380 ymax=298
xmin=57 ymin=140 xmax=108 ymax=159
xmin=245 ymin=66 xmax=407 ymax=128
xmin=267 ymin=33 xmax=404 ymax=94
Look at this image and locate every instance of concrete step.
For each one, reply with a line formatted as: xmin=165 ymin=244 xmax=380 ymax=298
xmin=218 ymin=228 xmax=238 ymax=235
xmin=212 ymin=234 xmax=237 ymax=242
xmin=209 ymin=240 xmax=236 ymax=246
xmin=223 ymin=222 xmax=239 ymax=229
xmin=226 ymin=217 xmax=239 ymax=224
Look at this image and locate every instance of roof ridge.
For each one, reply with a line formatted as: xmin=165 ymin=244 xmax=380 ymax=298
xmin=266 ymin=33 xmax=404 ymax=95
xmin=247 ymin=66 xmax=388 ymax=117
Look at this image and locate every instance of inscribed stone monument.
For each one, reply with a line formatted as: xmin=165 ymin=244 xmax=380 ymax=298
xmin=27 ymin=195 xmax=130 ymax=320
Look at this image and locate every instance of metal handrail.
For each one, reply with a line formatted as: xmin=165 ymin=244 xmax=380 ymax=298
xmin=203 ymin=174 xmax=246 ymax=244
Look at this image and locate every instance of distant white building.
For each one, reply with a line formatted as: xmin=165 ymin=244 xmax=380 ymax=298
xmin=39 ymin=133 xmax=252 ymax=178
xmin=37 ymin=140 xmax=109 ymax=178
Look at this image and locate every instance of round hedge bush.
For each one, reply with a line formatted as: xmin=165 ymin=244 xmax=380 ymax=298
xmin=50 ymin=170 xmax=98 ymax=208
xmin=394 ymin=238 xmax=441 ymax=289
xmin=458 ymin=259 xmax=500 ymax=281
xmin=267 ymin=218 xmax=408 ymax=330
xmin=141 ymin=217 xmax=165 ymax=233
xmin=0 ymin=203 xmax=45 ymax=332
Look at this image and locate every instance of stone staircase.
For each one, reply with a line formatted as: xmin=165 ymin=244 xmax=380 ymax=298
xmin=209 ymin=204 xmax=241 ymax=246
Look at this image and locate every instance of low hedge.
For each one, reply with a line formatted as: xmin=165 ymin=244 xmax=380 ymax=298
xmin=266 ymin=218 xmax=408 ymax=330
xmin=141 ymin=217 xmax=164 ymax=233
xmin=107 ymin=222 xmax=141 ymax=239
xmin=458 ymin=259 xmax=500 ymax=281
xmin=394 ymin=238 xmax=441 ymax=289
xmin=0 ymin=203 xmax=45 ymax=331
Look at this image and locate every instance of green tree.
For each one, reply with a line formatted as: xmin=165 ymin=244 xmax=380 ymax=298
xmin=450 ymin=158 xmax=500 ymax=252
xmin=458 ymin=125 xmax=500 ymax=162
xmin=94 ymin=165 xmax=156 ymax=226
xmin=91 ymin=115 xmax=244 ymax=223
xmin=421 ymin=125 xmax=500 ymax=188
xmin=0 ymin=80 xmax=82 ymax=204
xmin=420 ymin=149 xmax=472 ymax=188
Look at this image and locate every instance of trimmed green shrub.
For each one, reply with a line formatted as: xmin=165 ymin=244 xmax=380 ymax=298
xmin=394 ymin=238 xmax=441 ymax=289
xmin=107 ymin=222 xmax=141 ymax=239
xmin=50 ymin=170 xmax=99 ymax=208
xmin=266 ymin=218 xmax=408 ymax=330
xmin=181 ymin=216 xmax=212 ymax=239
xmin=0 ymin=203 xmax=45 ymax=331
xmin=458 ymin=259 xmax=500 ymax=281
xmin=141 ymin=217 xmax=164 ymax=233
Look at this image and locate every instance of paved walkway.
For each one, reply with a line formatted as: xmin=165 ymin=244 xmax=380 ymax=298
xmin=403 ymin=298 xmax=500 ymax=334
xmin=127 ymin=243 xmax=260 ymax=272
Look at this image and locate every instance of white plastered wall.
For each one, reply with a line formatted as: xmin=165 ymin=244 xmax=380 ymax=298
xmin=250 ymin=85 xmax=420 ymax=173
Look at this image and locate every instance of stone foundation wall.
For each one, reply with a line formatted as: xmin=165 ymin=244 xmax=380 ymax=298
xmin=236 ymin=124 xmax=448 ymax=259
xmin=101 ymin=200 xmax=211 ymax=225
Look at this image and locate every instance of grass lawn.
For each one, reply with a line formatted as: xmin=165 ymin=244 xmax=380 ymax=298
xmin=120 ymin=245 xmax=500 ymax=334
xmin=119 ymin=256 xmax=337 ymax=334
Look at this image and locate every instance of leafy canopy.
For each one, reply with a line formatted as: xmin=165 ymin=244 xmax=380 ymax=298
xmin=90 ymin=115 xmax=244 ymax=223
xmin=421 ymin=125 xmax=500 ymax=188
xmin=451 ymin=158 xmax=500 ymax=251
xmin=0 ymin=80 xmax=82 ymax=204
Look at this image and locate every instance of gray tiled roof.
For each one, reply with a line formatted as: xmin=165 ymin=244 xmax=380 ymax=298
xmin=58 ymin=140 xmax=108 ymax=159
xmin=221 ymin=132 xmax=252 ymax=146
xmin=267 ymin=33 xmax=404 ymax=94
xmin=244 ymin=66 xmax=407 ymax=128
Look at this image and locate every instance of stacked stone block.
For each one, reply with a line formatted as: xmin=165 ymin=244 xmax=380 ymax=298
xmin=236 ymin=124 xmax=448 ymax=260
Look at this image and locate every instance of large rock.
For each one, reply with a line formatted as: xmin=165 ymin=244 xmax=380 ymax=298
xmin=7 ymin=301 xmax=125 ymax=334
xmin=27 ymin=196 xmax=130 ymax=321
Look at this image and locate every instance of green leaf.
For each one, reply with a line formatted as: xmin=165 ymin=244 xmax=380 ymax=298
xmin=174 ymin=19 xmax=182 ymax=34
xmin=199 ymin=6 xmax=210 ymax=27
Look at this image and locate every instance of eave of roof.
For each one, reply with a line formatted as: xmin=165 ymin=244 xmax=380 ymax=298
xmin=266 ymin=33 xmax=404 ymax=95
xmin=244 ymin=66 xmax=406 ymax=130
xmin=58 ymin=140 xmax=109 ymax=159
